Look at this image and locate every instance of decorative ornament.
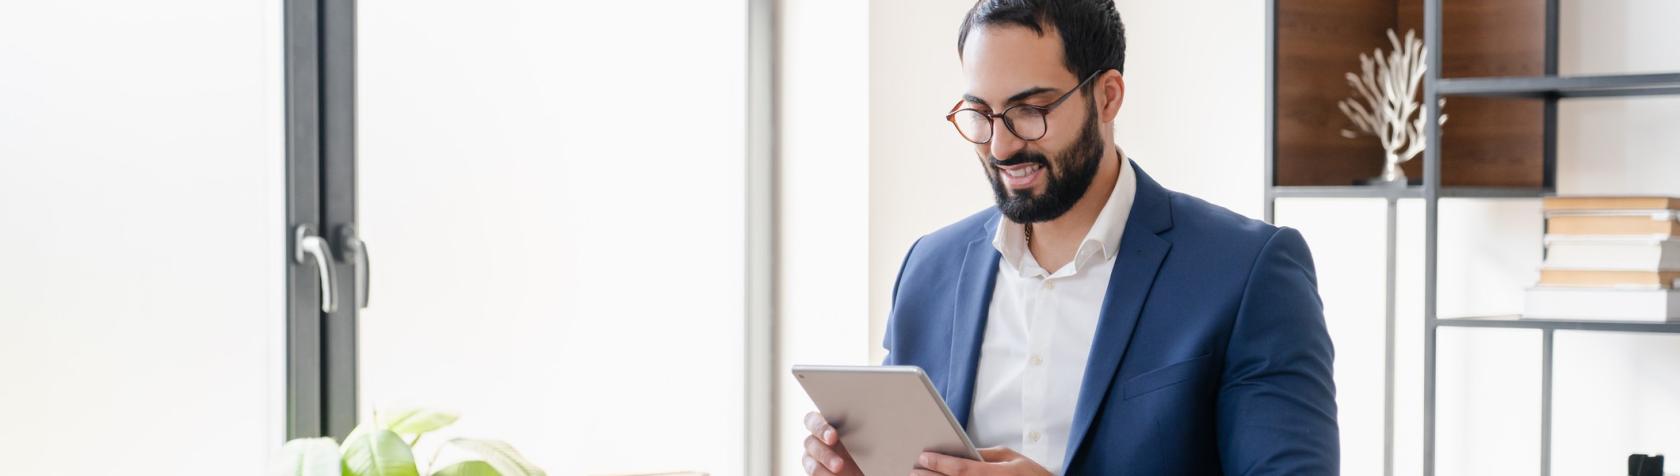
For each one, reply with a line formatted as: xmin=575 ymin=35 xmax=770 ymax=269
xmin=1338 ymin=29 xmax=1448 ymax=186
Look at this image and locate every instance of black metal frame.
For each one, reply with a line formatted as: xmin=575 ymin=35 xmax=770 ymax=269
xmin=285 ymin=0 xmax=359 ymax=440
xmin=284 ymin=0 xmax=324 ymax=440
xmin=1264 ymin=0 xmax=1680 ymax=474
xmin=319 ymin=0 xmax=359 ymax=440
xmin=1439 ymin=73 xmax=1680 ymax=98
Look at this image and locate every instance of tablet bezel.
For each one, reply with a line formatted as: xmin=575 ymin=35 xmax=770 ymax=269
xmin=792 ymin=364 xmax=983 ymax=473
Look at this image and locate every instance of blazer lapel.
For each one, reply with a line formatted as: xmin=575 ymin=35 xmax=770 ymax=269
xmin=1063 ymin=163 xmax=1175 ymax=466
xmin=945 ymin=218 xmax=1002 ymax=429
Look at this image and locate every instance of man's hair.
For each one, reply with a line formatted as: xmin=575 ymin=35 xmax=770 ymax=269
xmin=957 ymin=0 xmax=1127 ymax=88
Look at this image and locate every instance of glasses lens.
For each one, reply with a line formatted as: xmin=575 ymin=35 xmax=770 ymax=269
xmin=952 ymin=109 xmax=993 ymax=144
xmin=1004 ymin=107 xmax=1047 ymax=141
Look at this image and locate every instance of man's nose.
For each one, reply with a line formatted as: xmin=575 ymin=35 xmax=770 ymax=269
xmin=988 ymin=119 xmax=1026 ymax=160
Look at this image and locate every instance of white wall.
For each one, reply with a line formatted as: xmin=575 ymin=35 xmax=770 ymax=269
xmin=867 ymin=0 xmax=995 ymax=363
xmin=775 ymin=0 xmax=872 ymax=474
xmin=865 ymin=1 xmax=1680 ymax=474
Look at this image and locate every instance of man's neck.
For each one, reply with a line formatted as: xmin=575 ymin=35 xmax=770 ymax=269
xmin=1028 ymin=145 xmax=1122 ymax=272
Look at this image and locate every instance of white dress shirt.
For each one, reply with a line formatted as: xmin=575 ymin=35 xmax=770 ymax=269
xmin=968 ymin=154 xmax=1136 ymax=475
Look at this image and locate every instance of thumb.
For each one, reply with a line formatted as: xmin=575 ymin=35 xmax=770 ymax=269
xmin=920 ymin=451 xmax=982 ymax=474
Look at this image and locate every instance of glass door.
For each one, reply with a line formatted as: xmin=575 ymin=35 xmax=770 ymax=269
xmin=0 ymin=0 xmax=289 ymax=472
xmin=356 ymin=1 xmax=750 ymax=474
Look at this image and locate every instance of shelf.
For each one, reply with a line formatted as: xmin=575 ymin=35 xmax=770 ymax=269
xmin=1437 ymin=315 xmax=1680 ymax=334
xmin=1270 ymin=186 xmax=1419 ymax=199
xmin=1268 ymin=186 xmax=1550 ymax=199
xmin=1438 ymin=73 xmax=1680 ymax=99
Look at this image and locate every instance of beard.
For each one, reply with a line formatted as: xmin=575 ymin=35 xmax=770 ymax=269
xmin=984 ymin=102 xmax=1106 ymax=224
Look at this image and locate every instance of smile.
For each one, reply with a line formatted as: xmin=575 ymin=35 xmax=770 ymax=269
xmin=997 ymin=163 xmax=1044 ymax=188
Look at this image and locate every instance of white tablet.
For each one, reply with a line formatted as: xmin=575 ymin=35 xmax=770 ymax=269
xmin=792 ymin=365 xmax=982 ymax=475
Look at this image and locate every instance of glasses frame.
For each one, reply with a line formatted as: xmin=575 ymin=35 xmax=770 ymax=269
xmin=945 ymin=70 xmax=1105 ymax=144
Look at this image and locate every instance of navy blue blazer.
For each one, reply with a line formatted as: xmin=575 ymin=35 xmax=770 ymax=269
xmin=883 ymin=162 xmax=1338 ymax=475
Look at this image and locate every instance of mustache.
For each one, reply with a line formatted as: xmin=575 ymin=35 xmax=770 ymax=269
xmin=990 ymin=152 xmax=1050 ymax=168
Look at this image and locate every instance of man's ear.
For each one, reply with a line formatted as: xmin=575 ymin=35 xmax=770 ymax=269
xmin=1096 ymin=69 xmax=1125 ymax=123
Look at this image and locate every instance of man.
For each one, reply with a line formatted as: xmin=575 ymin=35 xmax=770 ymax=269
xmin=803 ymin=0 xmax=1338 ymax=474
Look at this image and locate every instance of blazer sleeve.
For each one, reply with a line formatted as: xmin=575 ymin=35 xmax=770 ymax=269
xmin=881 ymin=236 xmax=922 ymax=366
xmin=1217 ymin=227 xmax=1340 ymax=475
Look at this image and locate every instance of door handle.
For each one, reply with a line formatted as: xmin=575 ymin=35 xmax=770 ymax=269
xmin=294 ymin=224 xmax=339 ymax=313
xmin=337 ymin=224 xmax=369 ymax=309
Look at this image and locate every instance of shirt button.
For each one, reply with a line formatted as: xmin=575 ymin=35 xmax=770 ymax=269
xmin=1029 ymin=354 xmax=1043 ymax=366
xmin=1043 ymin=280 xmax=1056 ymax=290
xmin=1027 ymin=431 xmax=1042 ymax=443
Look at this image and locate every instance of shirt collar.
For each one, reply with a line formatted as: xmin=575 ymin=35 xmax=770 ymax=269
xmin=992 ymin=152 xmax=1138 ymax=276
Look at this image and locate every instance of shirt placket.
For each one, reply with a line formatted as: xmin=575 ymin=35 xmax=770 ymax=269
xmin=1021 ymin=274 xmax=1056 ymax=461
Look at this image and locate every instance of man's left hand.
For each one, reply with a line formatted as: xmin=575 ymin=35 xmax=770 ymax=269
xmin=911 ymin=447 xmax=1052 ymax=476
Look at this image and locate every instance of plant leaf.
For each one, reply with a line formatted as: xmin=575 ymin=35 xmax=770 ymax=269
xmin=431 ymin=461 xmax=502 ymax=476
xmin=341 ymin=424 xmax=421 ymax=476
xmin=270 ymin=437 xmax=341 ymax=476
xmin=380 ymin=408 xmax=461 ymax=436
xmin=444 ymin=438 xmax=545 ymax=476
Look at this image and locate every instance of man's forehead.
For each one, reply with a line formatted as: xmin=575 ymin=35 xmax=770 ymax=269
xmin=960 ymin=24 xmax=1071 ymax=102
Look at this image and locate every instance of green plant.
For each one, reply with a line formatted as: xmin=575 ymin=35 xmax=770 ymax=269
xmin=272 ymin=408 xmax=545 ymax=476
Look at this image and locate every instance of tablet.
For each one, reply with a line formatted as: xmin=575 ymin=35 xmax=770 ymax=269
xmin=793 ymin=365 xmax=981 ymax=475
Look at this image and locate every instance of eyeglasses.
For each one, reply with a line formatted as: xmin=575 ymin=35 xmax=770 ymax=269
xmin=945 ymin=71 xmax=1103 ymax=144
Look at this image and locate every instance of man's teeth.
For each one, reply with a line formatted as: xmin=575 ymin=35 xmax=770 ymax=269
xmin=1003 ymin=164 xmax=1041 ymax=178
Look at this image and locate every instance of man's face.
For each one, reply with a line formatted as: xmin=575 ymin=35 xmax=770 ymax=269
xmin=960 ymin=25 xmax=1106 ymax=224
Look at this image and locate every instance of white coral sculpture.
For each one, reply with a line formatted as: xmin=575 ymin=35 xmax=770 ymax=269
xmin=1338 ymin=28 xmax=1447 ymax=184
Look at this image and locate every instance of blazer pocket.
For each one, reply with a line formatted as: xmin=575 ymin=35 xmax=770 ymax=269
xmin=1122 ymin=353 xmax=1213 ymax=400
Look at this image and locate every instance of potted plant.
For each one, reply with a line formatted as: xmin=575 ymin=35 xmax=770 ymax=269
xmin=271 ymin=408 xmax=544 ymax=476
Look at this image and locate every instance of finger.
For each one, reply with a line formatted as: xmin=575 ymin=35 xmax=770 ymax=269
xmin=804 ymin=435 xmax=844 ymax=473
xmin=977 ymin=446 xmax=1019 ymax=461
xmin=803 ymin=412 xmax=825 ymax=434
xmin=909 ymin=470 xmax=945 ymax=476
xmin=803 ymin=455 xmax=837 ymax=476
xmin=804 ymin=412 xmax=839 ymax=444
xmin=919 ymin=452 xmax=977 ymax=475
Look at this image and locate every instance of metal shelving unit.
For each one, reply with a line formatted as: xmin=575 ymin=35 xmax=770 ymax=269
xmin=1266 ymin=0 xmax=1680 ymax=474
xmin=1439 ymin=72 xmax=1680 ymax=98
xmin=1439 ymin=315 xmax=1680 ymax=333
xmin=1268 ymin=186 xmax=1550 ymax=201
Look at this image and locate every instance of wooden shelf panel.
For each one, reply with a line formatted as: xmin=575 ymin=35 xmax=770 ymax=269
xmin=1438 ymin=73 xmax=1680 ymax=98
xmin=1273 ymin=0 xmax=1547 ymax=189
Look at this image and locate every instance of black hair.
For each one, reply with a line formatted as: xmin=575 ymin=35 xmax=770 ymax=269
xmin=956 ymin=0 xmax=1127 ymax=88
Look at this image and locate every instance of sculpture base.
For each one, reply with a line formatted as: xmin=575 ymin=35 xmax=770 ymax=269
xmin=1356 ymin=176 xmax=1422 ymax=187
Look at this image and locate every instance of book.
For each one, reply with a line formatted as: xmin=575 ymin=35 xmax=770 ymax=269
xmin=1523 ymin=287 xmax=1680 ymax=321
xmin=1545 ymin=211 xmax=1680 ymax=237
xmin=1542 ymin=237 xmax=1680 ymax=271
xmin=1542 ymin=196 xmax=1680 ymax=212
xmin=1538 ymin=269 xmax=1680 ymax=288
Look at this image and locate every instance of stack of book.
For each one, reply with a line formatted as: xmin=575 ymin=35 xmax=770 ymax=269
xmin=1523 ymin=196 xmax=1680 ymax=322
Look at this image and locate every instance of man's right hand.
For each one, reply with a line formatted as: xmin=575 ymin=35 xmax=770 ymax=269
xmin=802 ymin=411 xmax=863 ymax=475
